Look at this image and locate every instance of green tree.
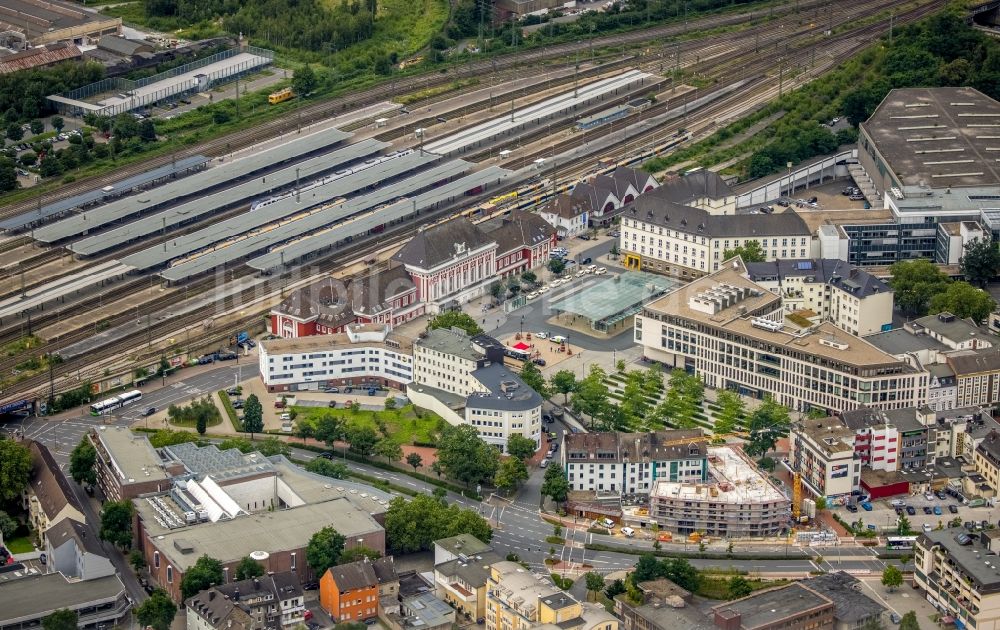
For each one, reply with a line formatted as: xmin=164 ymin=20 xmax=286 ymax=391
xmin=0 ymin=510 xmax=17 ymax=540
xmin=744 ymin=397 xmax=790 ymax=458
xmin=889 ymin=259 xmax=951 ymax=317
xmin=654 ymin=370 xmax=703 ymax=429
xmin=584 ymin=572 xmax=605 ymax=601
xmin=406 ymin=452 xmax=423 ymax=472
xmin=494 ymin=457 xmax=528 ymax=494
xmin=234 ymin=555 xmax=265 ymax=581
xmin=139 ymin=118 xmax=157 ymax=142
xmin=99 ymin=500 xmax=134 ymax=549
xmin=436 ymin=424 xmax=499 ymax=487
xmin=0 ymin=164 xmax=16 ymax=192
xmin=129 ymin=548 xmax=146 ymax=572
xmin=384 ymin=396 xmax=397 ymax=411
xmin=928 ymin=281 xmax=996 ymax=324
xmin=29 ymin=120 xmax=43 ymax=135
xmin=620 ymin=370 xmax=650 ymax=426
xmin=306 ymin=526 xmax=346 ymax=576
xmin=572 ymin=365 xmax=610 ymax=424
xmin=605 ymin=579 xmax=626 ymax=599
xmin=292 ymin=64 xmax=318 ymax=96
xmin=314 ymin=414 xmax=344 ymax=447
xmin=722 ymin=240 xmax=765 ymax=263
xmin=384 ymin=494 xmax=491 ymax=554
xmin=427 ymin=311 xmax=483 ymax=336
xmin=897 ymin=514 xmax=913 ymax=535
xmin=196 ymin=411 xmax=208 ymax=435
xmin=51 ymin=116 xmax=63 ymax=133
xmin=0 ymin=438 xmax=31 ymax=501
xmin=521 ymin=271 xmax=537 ymax=285
xmin=713 ymin=390 xmax=745 ymax=437
xmin=181 ymin=554 xmax=225 ymax=599
xmin=305 ymin=457 xmax=349 ymax=479
xmin=373 ymin=437 xmax=403 ymax=463
xmin=506 ymin=434 xmax=537 ymax=462
xmin=69 ymin=437 xmax=97 ymax=488
xmin=135 ymin=589 xmax=176 ymax=630
xmin=520 ymin=361 xmax=548 ymax=396
xmin=6 ymin=123 xmax=22 ymax=141
xmin=540 ymin=460 xmax=569 ymax=505
xmin=348 ymin=425 xmax=380 ymax=458
xmin=42 ymin=609 xmax=79 ymax=630
xmin=339 ymin=546 xmax=382 ymax=563
xmin=243 ymin=393 xmax=264 ymax=439
xmin=960 ymin=238 xmax=1000 ymax=287
xmin=548 ymin=258 xmax=566 ymax=274
xmin=549 ymin=370 xmax=577 ymax=405
xmin=633 ymin=553 xmax=662 ymax=582
xmin=899 ymin=611 xmax=920 ymax=630
xmin=881 ymin=564 xmax=903 ymax=592
xmin=727 ymin=575 xmax=753 ymax=600
xmin=662 ymin=557 xmax=700 ymax=592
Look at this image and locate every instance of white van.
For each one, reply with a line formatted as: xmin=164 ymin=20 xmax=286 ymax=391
xmin=550 ymin=335 xmax=568 ymax=344
xmin=540 ymin=459 xmax=549 ymax=468
xmin=621 ymin=527 xmax=635 ymax=538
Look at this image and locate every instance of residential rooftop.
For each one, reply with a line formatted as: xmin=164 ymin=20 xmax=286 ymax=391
xmin=435 ymin=533 xmax=492 ymax=558
xmin=416 ymin=327 xmax=502 ymax=363
xmin=744 ymin=259 xmax=891 ymax=299
xmin=840 ymin=407 xmax=926 ymax=434
xmin=919 ymin=527 xmax=1000 ymax=592
xmin=793 ymin=419 xmax=856 ymax=454
xmin=564 ymin=430 xmax=707 ymax=462
xmin=908 ymin=313 xmax=990 ymax=347
xmin=259 ymin=323 xmax=413 ymax=356
xmin=865 ymin=328 xmax=951 ymax=356
xmin=468 ymin=363 xmax=542 ymax=412
xmin=92 ymin=427 xmax=171 ymax=484
xmin=861 ymin=87 xmax=1000 ymax=188
xmin=0 ymin=573 xmax=127 ymax=626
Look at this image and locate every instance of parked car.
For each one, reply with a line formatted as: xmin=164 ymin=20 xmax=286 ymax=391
xmin=324 ymin=386 xmax=340 ymax=393
xmin=535 ymin=332 xmax=548 ymax=339
xmin=280 ymin=413 xmax=291 ymax=421
xmin=923 ymin=506 xmax=933 ymax=515
xmin=578 ymin=234 xmax=591 ymax=240
xmin=226 ymin=387 xmax=241 ymax=396
xmin=890 ymin=614 xmax=901 ymax=625
xmin=949 ymin=505 xmax=960 ymax=514
xmin=846 ymin=504 xmax=858 ymax=513
xmin=582 ymin=257 xmax=592 ymax=265
xmin=860 ymin=501 xmax=873 ymax=511
xmin=540 ymin=459 xmax=549 ymax=468
xmin=143 ymin=407 xmax=157 ymax=417
xmin=621 ymin=527 xmax=635 ymax=537
xmin=274 ymin=400 xmax=286 ymax=409
xmin=542 ymin=414 xmax=552 ymax=424
xmin=923 ymin=523 xmax=933 ymax=532
xmin=533 ymin=358 xmax=547 ymax=366
xmin=906 ymin=506 xmax=916 ymax=515
xmin=232 ymin=399 xmax=244 ymax=409
xmin=550 ymin=335 xmax=568 ymax=344
xmin=890 ymin=499 xmax=906 ymax=507
xmin=933 ymin=506 xmax=942 ymax=516
xmin=925 ymin=492 xmax=936 ymax=501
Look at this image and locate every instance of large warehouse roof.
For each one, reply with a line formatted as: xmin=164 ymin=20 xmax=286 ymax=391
xmin=158 ymin=160 xmax=475 ymax=282
xmin=119 ymin=149 xmax=440 ymax=270
xmin=69 ymin=138 xmax=385 ymax=257
xmin=34 ymin=126 xmax=351 ymax=244
xmin=0 ymin=155 xmax=209 ymax=232
xmin=249 ymin=165 xmax=513 ymax=271
xmin=862 ymin=87 xmax=1000 ymax=188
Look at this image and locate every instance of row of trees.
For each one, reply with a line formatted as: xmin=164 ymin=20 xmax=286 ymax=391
xmin=889 ymin=255 xmax=997 ymax=323
xmin=0 ymin=62 xmax=104 ymax=124
xmin=384 ymin=493 xmax=492 ymax=553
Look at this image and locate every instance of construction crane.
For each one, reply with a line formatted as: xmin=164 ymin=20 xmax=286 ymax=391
xmin=792 ymin=472 xmax=802 ymax=520
xmin=654 ymin=431 xmax=750 ymax=448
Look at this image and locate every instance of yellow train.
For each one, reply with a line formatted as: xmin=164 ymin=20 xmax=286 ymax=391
xmin=268 ymin=88 xmax=294 ymax=105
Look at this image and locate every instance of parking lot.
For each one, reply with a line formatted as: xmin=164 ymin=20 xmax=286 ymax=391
xmin=836 ymin=490 xmax=998 ymax=534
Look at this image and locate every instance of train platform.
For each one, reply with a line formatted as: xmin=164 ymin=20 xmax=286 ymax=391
xmin=248 ymin=164 xmax=513 ymax=271
xmin=158 ymin=159 xmax=475 ymax=282
xmin=33 ymin=126 xmax=351 ymax=244
xmin=0 ymin=155 xmax=209 ymax=233
xmin=0 ymin=252 xmax=84 ymax=303
xmin=424 ymin=70 xmax=655 ymax=156
xmin=0 ymin=260 xmax=131 ymax=320
xmin=70 ymin=138 xmax=387 ymax=257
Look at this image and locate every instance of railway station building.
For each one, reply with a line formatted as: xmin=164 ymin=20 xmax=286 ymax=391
xmin=0 ymin=0 xmax=121 ymax=48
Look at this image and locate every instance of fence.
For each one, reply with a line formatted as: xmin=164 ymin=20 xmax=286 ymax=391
xmin=50 ymin=46 xmax=275 ymax=117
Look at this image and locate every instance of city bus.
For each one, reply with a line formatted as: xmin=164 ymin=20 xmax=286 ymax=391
xmin=886 ymin=536 xmax=918 ymax=551
xmin=89 ymin=390 xmax=142 ymax=415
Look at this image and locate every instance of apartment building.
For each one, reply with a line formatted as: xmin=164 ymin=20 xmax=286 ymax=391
xmin=914 ymin=528 xmax=1000 ymax=630
xmin=743 ymin=259 xmax=893 ymax=337
xmin=89 ymin=427 xmax=183 ymax=502
xmin=648 ymin=446 xmax=790 ymax=537
xmin=948 ymin=352 xmax=1000 ymax=409
xmin=560 ymin=430 xmax=708 ymax=495
xmin=258 ymin=324 xmax=413 ymax=392
xmin=485 ymin=561 xmax=618 ymax=630
xmin=409 ymin=327 xmax=542 ymax=453
xmin=186 ymin=573 xmax=306 ymax=630
xmin=634 ymin=258 xmax=927 ymax=414
xmin=433 ymin=535 xmax=502 ymax=622
xmin=620 ymin=189 xmax=812 ymax=279
xmin=789 ymin=419 xmax=858 ymax=501
xmin=974 ymin=431 xmax=1000 ymax=498
xmin=711 ymin=583 xmax=835 ymax=630
xmin=24 ymin=441 xmax=85 ymax=538
xmin=656 ymin=169 xmax=736 ymax=216
xmin=614 ymin=578 xmax=712 ymax=630
xmin=320 ymin=560 xmax=384 ymax=623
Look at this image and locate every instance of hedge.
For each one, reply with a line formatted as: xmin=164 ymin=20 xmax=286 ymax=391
xmin=583 ymin=542 xmax=810 ymax=561
xmin=218 ymin=390 xmax=243 ymax=432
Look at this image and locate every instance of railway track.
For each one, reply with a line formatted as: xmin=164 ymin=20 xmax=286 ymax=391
xmin=0 ymin=0 xmax=883 ymax=222
xmin=0 ymin=0 xmax=938 ymax=403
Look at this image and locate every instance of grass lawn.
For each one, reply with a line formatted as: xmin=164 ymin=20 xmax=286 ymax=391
xmin=169 ymin=416 xmax=223 ymax=429
xmin=295 ymin=404 xmax=442 ymax=445
xmin=696 ymin=576 xmax=789 ymax=600
xmin=5 ymin=537 xmax=35 ymax=554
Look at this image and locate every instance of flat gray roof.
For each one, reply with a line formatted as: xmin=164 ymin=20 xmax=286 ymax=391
xmin=0 ymin=0 xmax=114 ymax=38
xmin=865 ymin=328 xmax=949 ymax=356
xmin=468 ymin=363 xmax=542 ymax=411
xmin=0 ymin=155 xmax=208 ymax=232
xmin=34 ymin=126 xmax=350 ymax=243
xmin=161 ymin=160 xmax=476 ymax=281
xmin=249 ymin=165 xmax=512 ymax=271
xmin=120 ymin=148 xmax=434 ymax=270
xmin=0 ymin=573 xmax=126 ymax=626
xmin=919 ymin=527 xmax=1000 ymax=592
xmin=70 ymin=137 xmax=383 ymax=257
xmin=862 ymin=87 xmax=1000 ymax=188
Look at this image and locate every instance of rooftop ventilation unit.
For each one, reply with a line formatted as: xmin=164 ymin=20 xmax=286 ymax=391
xmin=751 ymin=318 xmax=783 ymax=333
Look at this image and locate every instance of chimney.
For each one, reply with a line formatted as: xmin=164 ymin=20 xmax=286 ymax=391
xmin=233 ymin=587 xmax=240 ymax=601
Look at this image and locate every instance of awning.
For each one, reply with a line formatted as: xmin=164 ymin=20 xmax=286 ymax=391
xmin=512 ymin=342 xmax=530 ymax=350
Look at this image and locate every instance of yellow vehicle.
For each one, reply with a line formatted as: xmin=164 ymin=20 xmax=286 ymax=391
xmin=268 ymin=88 xmax=294 ymax=105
